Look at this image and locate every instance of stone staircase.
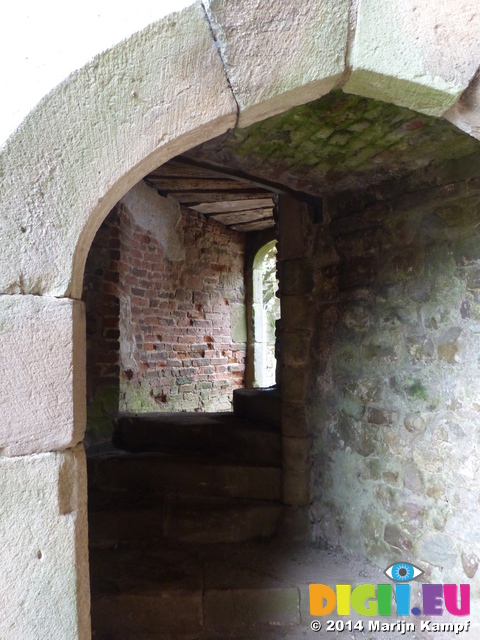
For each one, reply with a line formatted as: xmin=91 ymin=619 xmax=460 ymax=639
xmin=88 ymin=411 xmax=283 ymax=548
xmin=88 ymin=390 xmax=312 ymax=639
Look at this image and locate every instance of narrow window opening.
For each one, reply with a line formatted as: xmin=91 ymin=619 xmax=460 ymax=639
xmin=252 ymin=240 xmax=280 ymax=388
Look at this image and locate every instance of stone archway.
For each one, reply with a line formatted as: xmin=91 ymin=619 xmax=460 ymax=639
xmin=2 ymin=1 xmax=480 ymax=637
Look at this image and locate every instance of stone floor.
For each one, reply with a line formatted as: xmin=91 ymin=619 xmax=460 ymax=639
xmin=89 ymin=537 xmax=461 ymax=640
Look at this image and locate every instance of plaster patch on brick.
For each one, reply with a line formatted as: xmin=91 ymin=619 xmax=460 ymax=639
xmin=121 ymin=182 xmax=186 ymax=262
xmin=119 ymin=293 xmax=138 ymax=374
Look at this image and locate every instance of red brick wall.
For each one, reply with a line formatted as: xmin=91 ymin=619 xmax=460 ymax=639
xmin=83 ymin=185 xmax=246 ymax=439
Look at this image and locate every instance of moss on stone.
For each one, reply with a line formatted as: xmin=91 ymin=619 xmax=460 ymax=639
xmin=406 ymin=381 xmax=429 ymax=401
xmin=86 ymin=385 xmax=119 ymax=443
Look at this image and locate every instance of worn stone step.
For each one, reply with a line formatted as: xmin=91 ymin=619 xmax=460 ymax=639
xmin=233 ymin=387 xmax=281 ymax=428
xmin=90 ymin=540 xmax=301 ymax=639
xmin=88 ymin=452 xmax=282 ymax=501
xmin=113 ymin=411 xmax=281 ymax=466
xmin=88 ymin=491 xmax=283 ymax=547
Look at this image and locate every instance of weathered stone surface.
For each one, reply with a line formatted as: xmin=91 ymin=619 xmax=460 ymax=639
xmin=204 ymin=0 xmax=350 ymax=127
xmin=418 ymin=532 xmax=457 ymax=568
xmin=0 ymin=447 xmax=89 ymax=640
xmin=280 ymin=259 xmax=314 ymax=296
xmin=345 ymin=0 xmax=480 ymax=116
xmin=282 ymin=437 xmax=311 ymax=475
xmin=367 ymin=407 xmax=395 ymax=426
xmin=0 ymin=295 xmax=86 ymax=455
xmin=307 ymin=152 xmax=480 ymax=584
xmin=282 ymin=402 xmax=310 ymax=437
xmin=0 ymin=3 xmax=237 ymax=297
xmin=404 ymin=463 xmax=424 ymax=496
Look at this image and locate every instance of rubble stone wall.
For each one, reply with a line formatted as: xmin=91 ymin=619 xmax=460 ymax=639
xmin=308 ymin=152 xmax=480 ymax=591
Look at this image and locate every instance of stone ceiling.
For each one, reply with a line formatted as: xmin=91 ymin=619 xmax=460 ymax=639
xmin=182 ymin=89 xmax=480 ymax=197
xmin=145 ymin=89 xmax=480 ymax=233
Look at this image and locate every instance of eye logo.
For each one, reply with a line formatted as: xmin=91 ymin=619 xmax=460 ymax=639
xmin=384 ymin=562 xmax=424 ymax=582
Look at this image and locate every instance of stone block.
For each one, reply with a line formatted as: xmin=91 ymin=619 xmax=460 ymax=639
xmin=279 ymin=259 xmax=313 ymax=295
xmin=282 ymin=331 xmax=311 ymax=367
xmin=281 ymin=402 xmax=310 ymax=437
xmin=0 ymin=446 xmax=89 ymax=640
xmin=345 ymin=0 xmax=480 ymax=116
xmin=277 ymin=195 xmax=308 ymax=261
xmin=384 ymin=523 xmax=413 ymax=552
xmin=280 ymin=295 xmax=312 ymax=331
xmin=367 ymin=407 xmax=395 ymax=426
xmin=283 ymin=469 xmax=310 ymax=506
xmin=282 ymin=437 xmax=311 ymax=475
xmin=230 ymin=302 xmax=247 ymax=342
xmin=204 ymin=0 xmax=350 ymax=127
xmin=204 ymin=587 xmax=300 ymax=627
xmin=0 ymin=295 xmax=86 ymax=455
xmin=281 ymin=366 xmax=307 ymax=403
xmin=461 ymin=550 xmax=479 ymax=579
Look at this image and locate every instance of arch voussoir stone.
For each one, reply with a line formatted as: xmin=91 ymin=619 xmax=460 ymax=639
xmin=344 ymin=0 xmax=480 ymax=117
xmin=203 ymin=0 xmax=351 ymax=127
xmin=0 ymin=1 xmax=237 ymax=299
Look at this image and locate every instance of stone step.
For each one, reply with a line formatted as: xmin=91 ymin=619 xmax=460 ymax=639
xmin=113 ymin=411 xmax=281 ymax=467
xmin=90 ymin=540 xmax=301 ymax=640
xmin=88 ymin=491 xmax=283 ymax=547
xmin=233 ymin=387 xmax=281 ymax=428
xmin=90 ymin=539 xmax=418 ymax=640
xmin=88 ymin=451 xmax=282 ymax=501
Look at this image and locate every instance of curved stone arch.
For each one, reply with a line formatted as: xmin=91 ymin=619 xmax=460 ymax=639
xmin=2 ymin=1 xmax=480 ymax=637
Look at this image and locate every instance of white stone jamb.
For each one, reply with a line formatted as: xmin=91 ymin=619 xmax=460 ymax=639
xmin=0 ymin=446 xmax=90 ymax=640
xmin=0 ymin=295 xmax=86 ymax=456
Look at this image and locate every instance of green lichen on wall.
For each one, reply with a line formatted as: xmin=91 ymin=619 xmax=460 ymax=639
xmin=187 ymin=89 xmax=479 ymax=196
